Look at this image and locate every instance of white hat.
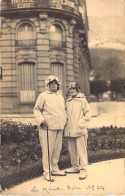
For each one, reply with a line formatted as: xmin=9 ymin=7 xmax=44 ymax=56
xmin=45 ymin=75 xmax=61 ymax=85
xmin=45 ymin=75 xmax=61 ymax=91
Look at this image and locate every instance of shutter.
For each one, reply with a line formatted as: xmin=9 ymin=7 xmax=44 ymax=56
xmin=19 ymin=62 xmax=35 ymax=103
xmin=51 ymin=63 xmax=64 ymax=94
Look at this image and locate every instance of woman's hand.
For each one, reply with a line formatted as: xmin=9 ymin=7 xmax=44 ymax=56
xmin=40 ymin=120 xmax=48 ymax=129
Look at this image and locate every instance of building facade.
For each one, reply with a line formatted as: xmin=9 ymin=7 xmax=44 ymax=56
xmin=0 ymin=0 xmax=91 ymax=114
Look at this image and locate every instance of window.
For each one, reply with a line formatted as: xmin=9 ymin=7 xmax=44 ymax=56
xmin=16 ymin=23 xmax=35 ymax=47
xmin=50 ymin=25 xmax=62 ymax=41
xmin=50 ymin=25 xmax=65 ymax=48
xmin=19 ymin=62 xmax=35 ymax=103
xmin=51 ymin=63 xmax=64 ymax=94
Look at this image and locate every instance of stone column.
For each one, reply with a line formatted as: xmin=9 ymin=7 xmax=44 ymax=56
xmin=66 ymin=19 xmax=76 ymax=93
xmin=37 ymin=12 xmax=50 ymax=94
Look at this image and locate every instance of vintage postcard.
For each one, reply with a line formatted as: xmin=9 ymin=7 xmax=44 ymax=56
xmin=0 ymin=0 xmax=125 ymax=195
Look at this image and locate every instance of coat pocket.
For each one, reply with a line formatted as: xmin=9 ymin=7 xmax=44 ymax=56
xmin=78 ymin=118 xmax=86 ymax=129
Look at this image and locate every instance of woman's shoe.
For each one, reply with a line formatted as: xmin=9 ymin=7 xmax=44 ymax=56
xmin=51 ymin=170 xmax=66 ymax=176
xmin=79 ymin=170 xmax=87 ymax=180
xmin=44 ymin=173 xmax=55 ymax=182
xmin=65 ymin=168 xmax=80 ymax=173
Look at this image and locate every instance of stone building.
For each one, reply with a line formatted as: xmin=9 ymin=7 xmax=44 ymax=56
xmin=0 ymin=0 xmax=91 ymax=114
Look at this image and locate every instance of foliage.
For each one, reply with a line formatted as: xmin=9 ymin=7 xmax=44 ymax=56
xmin=1 ymin=120 xmax=125 ymax=169
xmin=101 ymin=56 xmax=124 ymax=80
xmin=110 ymin=78 xmax=125 ymax=94
xmin=88 ymin=126 xmax=125 ymax=151
xmin=90 ymin=80 xmax=108 ymax=96
xmin=1 ymin=119 xmax=125 ymax=190
xmin=91 ymin=55 xmax=125 ymax=81
xmin=1 ymin=119 xmax=41 ymax=167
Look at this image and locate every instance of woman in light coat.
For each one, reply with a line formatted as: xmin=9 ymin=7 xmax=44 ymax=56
xmin=34 ymin=75 xmax=67 ymax=182
xmin=64 ymin=82 xmax=91 ymax=180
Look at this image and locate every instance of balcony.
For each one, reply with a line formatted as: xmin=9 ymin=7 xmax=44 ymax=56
xmin=50 ymin=40 xmax=66 ymax=49
xmin=15 ymin=39 xmax=36 ymax=48
xmin=1 ymin=0 xmax=81 ymax=18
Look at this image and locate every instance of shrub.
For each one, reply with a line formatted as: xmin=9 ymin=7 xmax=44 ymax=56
xmin=1 ymin=119 xmax=125 ymax=190
xmin=1 ymin=119 xmax=41 ymax=167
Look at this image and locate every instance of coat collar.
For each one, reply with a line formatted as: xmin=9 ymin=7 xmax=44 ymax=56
xmin=45 ymin=90 xmax=59 ymax=95
xmin=67 ymin=93 xmax=86 ymax=102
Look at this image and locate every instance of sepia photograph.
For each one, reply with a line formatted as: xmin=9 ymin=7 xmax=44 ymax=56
xmin=0 ymin=0 xmax=125 ymax=195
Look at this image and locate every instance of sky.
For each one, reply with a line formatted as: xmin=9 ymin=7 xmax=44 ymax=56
xmin=86 ymin=0 xmax=125 ymax=16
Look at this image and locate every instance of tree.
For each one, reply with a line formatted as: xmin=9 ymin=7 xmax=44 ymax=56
xmin=90 ymin=80 xmax=108 ymax=99
xmin=101 ymin=56 xmax=124 ymax=81
xmin=90 ymin=55 xmax=125 ymax=81
xmin=109 ymin=78 xmax=125 ymax=100
xmin=110 ymin=78 xmax=125 ymax=98
xmin=89 ymin=54 xmax=102 ymax=80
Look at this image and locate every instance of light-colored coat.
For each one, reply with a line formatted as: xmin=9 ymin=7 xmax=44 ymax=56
xmin=64 ymin=93 xmax=91 ymax=137
xmin=34 ymin=91 xmax=67 ymax=130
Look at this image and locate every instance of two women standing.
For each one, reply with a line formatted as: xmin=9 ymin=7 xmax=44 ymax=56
xmin=34 ymin=76 xmax=91 ymax=182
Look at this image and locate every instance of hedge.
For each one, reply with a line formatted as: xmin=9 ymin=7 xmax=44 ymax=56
xmin=1 ymin=119 xmax=125 ymax=190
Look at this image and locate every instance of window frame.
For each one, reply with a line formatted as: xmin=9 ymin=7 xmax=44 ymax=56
xmin=15 ymin=21 xmax=36 ymax=48
xmin=49 ymin=23 xmax=66 ymax=49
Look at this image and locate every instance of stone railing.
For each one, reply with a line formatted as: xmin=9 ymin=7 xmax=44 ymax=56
xmin=15 ymin=39 xmax=36 ymax=47
xmin=1 ymin=0 xmax=80 ymax=17
xmin=50 ymin=40 xmax=66 ymax=49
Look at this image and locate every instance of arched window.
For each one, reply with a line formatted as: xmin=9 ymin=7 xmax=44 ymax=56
xmin=16 ymin=23 xmax=36 ymax=47
xmin=50 ymin=25 xmax=65 ymax=48
xmin=50 ymin=25 xmax=62 ymax=41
